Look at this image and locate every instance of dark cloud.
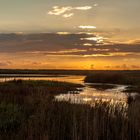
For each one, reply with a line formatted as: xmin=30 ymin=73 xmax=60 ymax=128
xmin=0 ymin=33 xmax=140 ymax=57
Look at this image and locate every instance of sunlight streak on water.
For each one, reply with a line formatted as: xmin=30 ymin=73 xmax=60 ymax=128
xmin=55 ymin=86 xmax=128 ymax=105
xmin=0 ymin=74 xmax=137 ymax=105
xmin=55 ymin=83 xmax=129 ymax=105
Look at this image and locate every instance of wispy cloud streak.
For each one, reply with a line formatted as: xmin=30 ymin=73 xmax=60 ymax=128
xmin=48 ymin=5 xmax=94 ymax=18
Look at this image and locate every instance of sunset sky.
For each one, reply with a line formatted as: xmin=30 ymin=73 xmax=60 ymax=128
xmin=0 ymin=0 xmax=140 ymax=69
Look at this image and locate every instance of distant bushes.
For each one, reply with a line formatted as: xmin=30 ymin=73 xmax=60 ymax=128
xmin=84 ymin=72 xmax=140 ymax=94
xmin=0 ymin=69 xmax=140 ymax=76
xmin=85 ymin=72 xmax=140 ymax=85
xmin=124 ymin=85 xmax=140 ymax=94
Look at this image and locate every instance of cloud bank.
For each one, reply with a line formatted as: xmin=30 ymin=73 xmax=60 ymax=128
xmin=0 ymin=33 xmax=139 ymax=69
xmin=0 ymin=33 xmax=140 ymax=57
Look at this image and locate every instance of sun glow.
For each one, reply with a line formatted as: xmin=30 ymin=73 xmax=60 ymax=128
xmin=78 ymin=25 xmax=96 ymax=29
xmin=83 ymin=43 xmax=93 ymax=46
xmin=81 ymin=35 xmax=104 ymax=44
xmin=56 ymin=32 xmax=71 ymax=35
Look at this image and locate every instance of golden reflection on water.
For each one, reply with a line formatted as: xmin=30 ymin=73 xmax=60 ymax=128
xmin=55 ymin=93 xmax=128 ymax=108
xmin=0 ymin=74 xmax=129 ymax=106
xmin=55 ymin=84 xmax=128 ymax=106
xmin=0 ymin=75 xmax=85 ymax=84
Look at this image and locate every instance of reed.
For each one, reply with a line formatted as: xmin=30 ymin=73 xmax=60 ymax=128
xmin=0 ymin=80 xmax=139 ymax=140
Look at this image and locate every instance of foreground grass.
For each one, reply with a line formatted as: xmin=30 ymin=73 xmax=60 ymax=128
xmin=0 ymin=80 xmax=139 ymax=140
xmin=47 ymin=101 xmax=140 ymax=140
xmin=0 ymin=80 xmax=82 ymax=139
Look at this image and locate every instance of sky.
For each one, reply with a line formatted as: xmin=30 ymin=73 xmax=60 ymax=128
xmin=0 ymin=0 xmax=140 ymax=70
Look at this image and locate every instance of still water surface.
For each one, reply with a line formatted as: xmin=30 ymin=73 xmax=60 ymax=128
xmin=0 ymin=74 xmax=137 ymax=104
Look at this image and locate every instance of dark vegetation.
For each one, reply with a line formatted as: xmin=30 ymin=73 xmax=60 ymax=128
xmin=124 ymin=85 xmax=140 ymax=94
xmin=0 ymin=69 xmax=101 ymax=75
xmin=0 ymin=69 xmax=140 ymax=76
xmin=85 ymin=72 xmax=140 ymax=85
xmin=88 ymin=84 xmax=116 ymax=90
xmin=0 ymin=80 xmax=82 ymax=140
xmin=84 ymin=71 xmax=140 ymax=94
xmin=0 ymin=79 xmax=139 ymax=140
xmin=47 ymin=101 xmax=140 ymax=140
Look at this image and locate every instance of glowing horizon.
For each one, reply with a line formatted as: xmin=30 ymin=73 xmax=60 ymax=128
xmin=0 ymin=0 xmax=140 ymax=70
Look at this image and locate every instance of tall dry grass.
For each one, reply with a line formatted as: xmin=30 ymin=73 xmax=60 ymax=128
xmin=0 ymin=80 xmax=139 ymax=140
